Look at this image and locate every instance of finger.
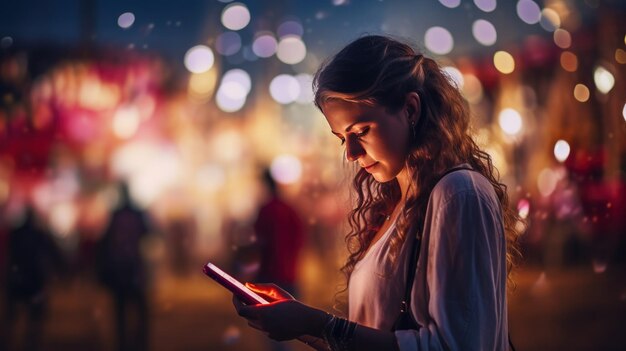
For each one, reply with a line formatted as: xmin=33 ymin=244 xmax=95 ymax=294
xmin=232 ymin=295 xmax=245 ymax=313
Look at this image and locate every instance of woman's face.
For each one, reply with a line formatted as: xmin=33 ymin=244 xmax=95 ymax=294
xmin=323 ymin=99 xmax=412 ymax=183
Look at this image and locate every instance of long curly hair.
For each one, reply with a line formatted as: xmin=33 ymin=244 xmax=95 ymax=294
xmin=313 ymin=35 xmax=522 ymax=292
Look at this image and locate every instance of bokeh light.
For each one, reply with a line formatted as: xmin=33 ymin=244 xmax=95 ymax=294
xmin=573 ymin=84 xmax=590 ymax=102
xmin=438 ymin=0 xmax=461 ymax=8
xmin=560 ymin=51 xmax=578 ymax=72
xmin=517 ymin=198 xmax=530 ymax=219
xmin=461 ymin=73 xmax=484 ymax=104
xmin=474 ymin=0 xmax=496 ymax=12
xmin=494 ymin=51 xmax=515 ymax=74
xmin=472 ymin=19 xmax=497 ymax=46
xmin=216 ymin=87 xmax=246 ymax=112
xmin=498 ymin=108 xmax=523 ymax=136
xmin=554 ymin=139 xmax=571 ymax=163
xmin=196 ymin=164 xmax=226 ymax=193
xmin=295 ymin=73 xmax=314 ymax=104
xmin=276 ymin=35 xmax=307 ymax=64
xmin=425 ymin=26 xmax=454 ymax=55
xmin=118 ymin=12 xmax=135 ymax=29
xmin=537 ymin=168 xmax=558 ymax=197
xmin=593 ymin=65 xmax=615 ymax=94
xmin=221 ymin=3 xmax=250 ymax=31
xmin=215 ymin=32 xmax=242 ymax=56
xmin=188 ymin=69 xmax=218 ymax=101
xmin=540 ymin=8 xmax=561 ymax=31
xmin=442 ymin=66 xmax=464 ymax=88
xmin=277 ymin=20 xmax=304 ymax=38
xmin=269 ymin=74 xmax=300 ymax=105
xmin=517 ymin=0 xmax=541 ymax=25
xmin=222 ymin=69 xmax=251 ymax=94
xmin=184 ymin=45 xmax=215 ymax=73
xmin=553 ymin=29 xmax=571 ymax=49
xmin=112 ymin=105 xmax=141 ymax=139
xmin=615 ymin=49 xmax=626 ymax=64
xmin=622 ymin=103 xmax=626 ymax=122
xmin=1 ymin=36 xmax=14 ymax=49
xmin=270 ymin=155 xmax=302 ymax=185
xmin=252 ymin=33 xmax=278 ymax=58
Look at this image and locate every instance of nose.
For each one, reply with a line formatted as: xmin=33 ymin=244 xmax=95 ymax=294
xmin=345 ymin=134 xmax=365 ymax=162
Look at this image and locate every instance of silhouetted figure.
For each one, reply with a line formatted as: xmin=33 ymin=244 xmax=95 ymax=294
xmin=254 ymin=169 xmax=305 ymax=296
xmin=253 ymin=170 xmax=305 ymax=351
xmin=3 ymin=206 xmax=64 ymax=351
xmin=96 ymin=183 xmax=150 ymax=351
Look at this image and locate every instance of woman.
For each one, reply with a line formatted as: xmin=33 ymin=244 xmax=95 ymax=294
xmin=233 ymin=35 xmax=521 ymax=351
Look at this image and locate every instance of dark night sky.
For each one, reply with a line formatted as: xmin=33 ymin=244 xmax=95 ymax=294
xmin=0 ymin=0 xmax=621 ymax=73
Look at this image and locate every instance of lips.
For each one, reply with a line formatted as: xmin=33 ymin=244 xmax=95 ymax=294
xmin=363 ymin=162 xmax=378 ymax=171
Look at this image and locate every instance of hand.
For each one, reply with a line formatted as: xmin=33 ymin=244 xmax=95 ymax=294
xmin=233 ymin=283 xmax=329 ymax=341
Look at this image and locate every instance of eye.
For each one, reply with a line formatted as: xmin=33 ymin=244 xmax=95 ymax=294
xmin=355 ymin=127 xmax=370 ymax=138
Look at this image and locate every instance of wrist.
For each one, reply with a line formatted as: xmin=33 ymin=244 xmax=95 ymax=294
xmin=308 ymin=309 xmax=333 ymax=338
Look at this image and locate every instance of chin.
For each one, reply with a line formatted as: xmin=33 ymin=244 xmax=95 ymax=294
xmin=372 ymin=173 xmax=395 ymax=183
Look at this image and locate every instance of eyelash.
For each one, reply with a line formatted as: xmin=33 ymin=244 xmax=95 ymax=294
xmin=339 ymin=127 xmax=370 ymax=145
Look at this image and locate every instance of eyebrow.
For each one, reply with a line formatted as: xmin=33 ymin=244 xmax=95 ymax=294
xmin=330 ymin=118 xmax=364 ymax=135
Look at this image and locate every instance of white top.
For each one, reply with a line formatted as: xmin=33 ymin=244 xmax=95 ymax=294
xmin=348 ymin=168 xmax=508 ymax=350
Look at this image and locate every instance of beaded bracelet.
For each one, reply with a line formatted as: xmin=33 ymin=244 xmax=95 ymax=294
xmin=321 ymin=314 xmax=358 ymax=351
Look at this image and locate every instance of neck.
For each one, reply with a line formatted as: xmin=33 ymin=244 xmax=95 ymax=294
xmin=396 ymin=167 xmax=412 ymax=203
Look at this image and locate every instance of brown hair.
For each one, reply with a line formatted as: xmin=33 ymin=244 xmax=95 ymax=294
xmin=313 ymin=35 xmax=522 ymax=294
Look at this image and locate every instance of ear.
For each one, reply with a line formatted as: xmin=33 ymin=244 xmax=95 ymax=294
xmin=405 ymin=92 xmax=421 ymax=124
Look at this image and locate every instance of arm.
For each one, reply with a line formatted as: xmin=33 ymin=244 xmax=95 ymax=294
xmin=233 ymin=284 xmax=401 ymax=350
xmin=396 ymin=189 xmax=507 ymax=351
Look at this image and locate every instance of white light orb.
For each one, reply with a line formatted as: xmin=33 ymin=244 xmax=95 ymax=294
xmin=184 ymin=45 xmax=215 ymax=73
xmin=554 ymin=139 xmax=571 ymax=163
xmin=472 ymin=19 xmax=497 ymax=46
xmin=425 ymin=27 xmax=454 ymax=55
xmin=270 ymin=155 xmax=302 ymax=185
xmin=277 ymin=35 xmax=307 ymax=64
xmin=118 ymin=12 xmax=135 ymax=29
xmin=216 ymin=86 xmax=246 ymax=112
xmin=270 ymin=74 xmax=300 ymax=105
xmin=295 ymin=74 xmax=314 ymax=104
xmin=593 ymin=65 xmax=615 ymax=94
xmin=221 ymin=3 xmax=250 ymax=31
xmin=498 ymin=108 xmax=523 ymax=136
xmin=222 ymin=69 xmax=251 ymax=94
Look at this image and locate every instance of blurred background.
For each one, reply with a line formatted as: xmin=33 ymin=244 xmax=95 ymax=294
xmin=0 ymin=0 xmax=625 ymax=350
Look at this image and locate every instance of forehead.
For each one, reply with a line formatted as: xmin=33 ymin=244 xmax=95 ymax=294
xmin=322 ymin=99 xmax=386 ymax=130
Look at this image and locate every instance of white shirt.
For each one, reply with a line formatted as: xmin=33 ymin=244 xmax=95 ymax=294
xmin=348 ymin=168 xmax=508 ymax=350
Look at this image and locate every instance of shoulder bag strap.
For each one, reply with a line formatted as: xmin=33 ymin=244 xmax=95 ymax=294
xmin=401 ymin=166 xmax=473 ymax=312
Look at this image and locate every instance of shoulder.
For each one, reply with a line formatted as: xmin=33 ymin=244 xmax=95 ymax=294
xmin=430 ymin=166 xmax=500 ymax=210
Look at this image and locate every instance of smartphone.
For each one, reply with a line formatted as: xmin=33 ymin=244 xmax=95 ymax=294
xmin=203 ymin=262 xmax=270 ymax=305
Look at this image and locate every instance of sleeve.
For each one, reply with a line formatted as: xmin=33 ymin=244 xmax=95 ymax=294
xmin=395 ymin=189 xmax=506 ymax=351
